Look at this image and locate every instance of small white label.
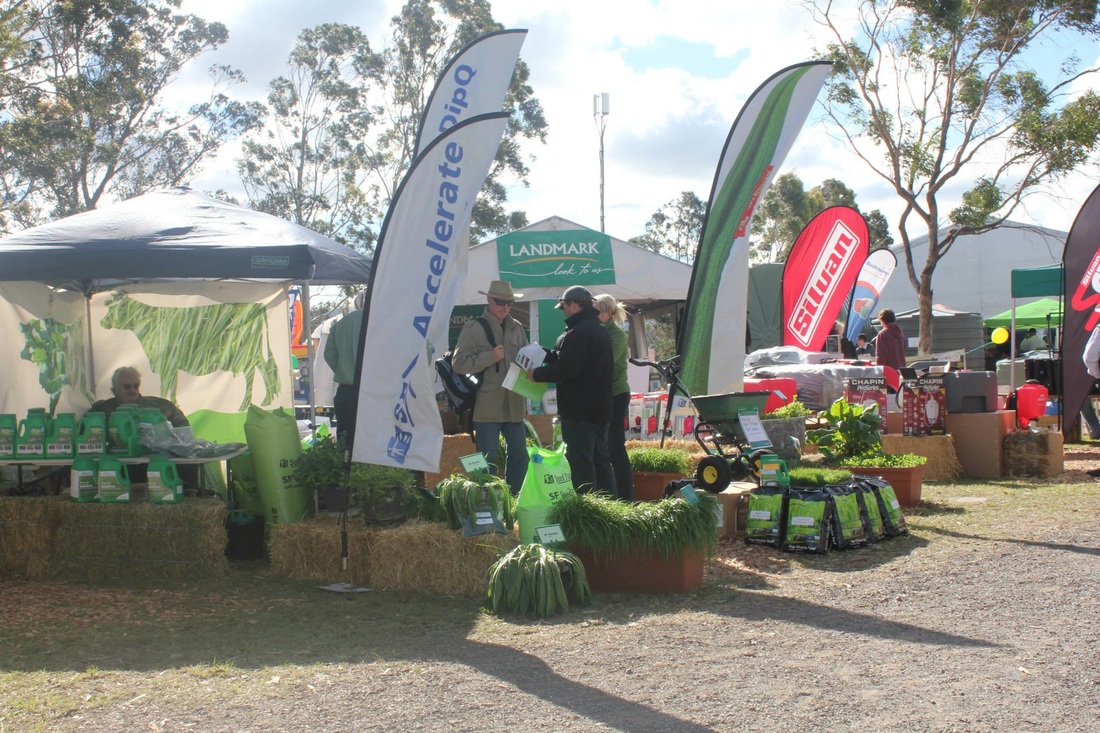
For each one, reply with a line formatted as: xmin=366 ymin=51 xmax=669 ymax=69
xmin=749 ymin=509 xmax=772 ymax=520
xmin=790 ymin=516 xmax=815 ymax=527
xmin=474 ymin=510 xmax=494 ymax=525
xmin=891 ymin=499 xmax=900 ymax=510
xmin=535 ymin=524 xmax=566 ymax=544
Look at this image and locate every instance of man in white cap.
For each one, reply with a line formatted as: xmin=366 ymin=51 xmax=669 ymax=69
xmin=452 ymin=280 xmax=530 ymax=495
xmin=324 ymin=290 xmax=366 ymax=440
xmin=527 ymin=285 xmax=615 ymax=494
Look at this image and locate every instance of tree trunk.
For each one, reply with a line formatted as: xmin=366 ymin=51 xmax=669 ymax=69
xmin=918 ymin=263 xmax=935 ymax=356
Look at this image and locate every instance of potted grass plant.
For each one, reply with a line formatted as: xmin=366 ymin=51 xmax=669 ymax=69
xmin=484 ymin=544 xmax=592 ymax=618
xmin=806 ymin=397 xmax=928 ymax=506
xmin=627 ymin=446 xmax=696 ymax=501
xmin=549 ymin=492 xmax=717 ymax=593
xmin=352 ymin=462 xmax=417 ymax=525
xmin=760 ymin=400 xmax=812 ymax=464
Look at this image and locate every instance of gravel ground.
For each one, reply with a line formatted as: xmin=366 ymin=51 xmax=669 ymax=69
xmin=4 ymin=450 xmax=1099 ymax=733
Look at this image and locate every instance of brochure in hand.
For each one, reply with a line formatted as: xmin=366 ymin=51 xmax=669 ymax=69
xmin=503 ymin=362 xmax=548 ymax=402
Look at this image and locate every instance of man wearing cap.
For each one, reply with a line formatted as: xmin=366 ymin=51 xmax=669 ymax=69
xmin=452 ymin=280 xmax=530 ymax=495
xmin=527 ymin=285 xmax=615 ymax=495
xmin=324 ymin=290 xmax=366 ymax=441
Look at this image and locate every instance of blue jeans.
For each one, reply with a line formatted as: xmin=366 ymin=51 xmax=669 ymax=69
xmin=560 ymin=417 xmax=616 ymax=496
xmin=475 ymin=421 xmax=529 ymax=496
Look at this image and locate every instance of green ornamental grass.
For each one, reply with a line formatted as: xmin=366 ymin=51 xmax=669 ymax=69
xmin=627 ymin=447 xmax=695 ymax=474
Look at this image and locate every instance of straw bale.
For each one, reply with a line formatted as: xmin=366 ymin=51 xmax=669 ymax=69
xmin=423 ymin=434 xmax=478 ymax=488
xmin=881 ymin=434 xmax=963 ymax=481
xmin=53 ymin=499 xmax=228 ymax=582
xmin=369 ymin=520 xmax=518 ymax=597
xmin=1003 ymin=431 xmax=1064 ymax=478
xmin=0 ymin=496 xmax=64 ymax=580
xmin=268 ymin=515 xmax=375 ymax=587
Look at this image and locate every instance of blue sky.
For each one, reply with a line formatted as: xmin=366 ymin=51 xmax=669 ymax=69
xmin=178 ymin=0 xmax=1100 ymax=248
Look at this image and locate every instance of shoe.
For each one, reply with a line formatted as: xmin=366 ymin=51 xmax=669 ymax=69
xmin=1087 ymin=468 xmax=1100 ymax=477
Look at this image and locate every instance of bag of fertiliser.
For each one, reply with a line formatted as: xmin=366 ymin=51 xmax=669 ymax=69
xmin=854 ymin=484 xmax=886 ymax=542
xmin=857 ymin=477 xmax=908 ymax=537
xmin=782 ymin=488 xmax=832 ymax=554
xmin=745 ymin=486 xmax=787 ymax=548
xmin=827 ymin=483 xmax=871 ymax=550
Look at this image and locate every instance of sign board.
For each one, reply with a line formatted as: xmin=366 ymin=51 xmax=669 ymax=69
xmin=737 ymin=411 xmax=772 ymax=450
xmin=496 ymin=230 xmax=616 ymax=289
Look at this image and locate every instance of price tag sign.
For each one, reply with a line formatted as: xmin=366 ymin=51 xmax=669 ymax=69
xmin=679 ymin=485 xmax=700 ymax=504
xmin=459 ymin=452 xmax=490 ymax=474
xmin=535 ymin=524 xmax=566 ymax=545
xmin=737 ymin=410 xmax=772 ymax=450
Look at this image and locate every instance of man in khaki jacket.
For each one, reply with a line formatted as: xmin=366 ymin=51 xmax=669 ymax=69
xmin=452 ymin=280 xmax=530 ymax=495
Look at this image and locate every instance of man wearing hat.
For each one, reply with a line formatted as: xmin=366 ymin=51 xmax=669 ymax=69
xmin=527 ymin=285 xmax=615 ymax=495
xmin=452 ymin=280 xmax=530 ymax=495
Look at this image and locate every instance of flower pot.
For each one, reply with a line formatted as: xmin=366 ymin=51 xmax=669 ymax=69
xmin=362 ymin=485 xmax=406 ymax=526
xmin=761 ymin=417 xmax=806 ymax=463
xmin=570 ymin=545 xmax=705 ymax=593
xmin=631 ymin=471 xmax=682 ymax=502
xmin=847 ymin=464 xmax=926 ymax=506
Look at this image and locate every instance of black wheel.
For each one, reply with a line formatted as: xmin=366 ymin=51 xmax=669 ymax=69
xmin=747 ymin=448 xmax=772 ymax=483
xmin=695 ymin=455 xmax=731 ymax=493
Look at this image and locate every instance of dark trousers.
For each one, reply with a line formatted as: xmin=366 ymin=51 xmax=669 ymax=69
xmin=334 ymin=384 xmax=357 ymax=443
xmin=609 ymin=392 xmax=633 ymax=500
xmin=560 ymin=417 xmax=615 ymax=496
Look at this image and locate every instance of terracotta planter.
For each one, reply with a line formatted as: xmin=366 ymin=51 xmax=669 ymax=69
xmin=631 ymin=471 xmax=683 ymax=501
xmin=847 ymin=464 xmax=926 ymax=506
xmin=571 ymin=545 xmax=705 ymax=593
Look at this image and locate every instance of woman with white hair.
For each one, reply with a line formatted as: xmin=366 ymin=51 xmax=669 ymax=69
xmin=594 ymin=293 xmax=633 ymax=500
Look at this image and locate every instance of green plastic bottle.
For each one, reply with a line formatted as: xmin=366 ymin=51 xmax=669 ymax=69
xmin=97 ymin=456 xmax=131 ymax=502
xmin=146 ymin=456 xmax=182 ymax=504
xmin=76 ymin=412 xmax=108 ymax=455
xmin=70 ymin=457 xmax=99 ymax=502
xmin=107 ymin=408 xmax=142 ymax=457
xmin=46 ymin=412 xmax=77 ymax=458
xmin=0 ymin=414 xmax=15 ymax=458
xmin=16 ymin=408 xmax=48 ymax=459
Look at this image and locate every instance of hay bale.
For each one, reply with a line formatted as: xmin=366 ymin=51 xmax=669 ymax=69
xmin=0 ymin=496 xmax=63 ymax=580
xmin=369 ymin=521 xmax=518 ymax=597
xmin=1004 ymin=431 xmax=1064 ymax=478
xmin=881 ymin=434 xmax=963 ymax=481
xmin=53 ymin=499 xmax=228 ymax=582
xmin=268 ymin=516 xmax=375 ymax=587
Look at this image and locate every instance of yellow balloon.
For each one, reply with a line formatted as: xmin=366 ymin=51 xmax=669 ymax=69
xmin=991 ymin=327 xmax=1009 ymax=345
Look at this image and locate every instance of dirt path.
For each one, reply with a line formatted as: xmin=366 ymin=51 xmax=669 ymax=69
xmin=3 ymin=457 xmax=1099 ymax=733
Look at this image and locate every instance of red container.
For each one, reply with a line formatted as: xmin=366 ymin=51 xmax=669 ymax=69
xmin=743 ymin=377 xmax=799 ymax=414
xmin=1015 ymin=380 xmax=1049 ymax=429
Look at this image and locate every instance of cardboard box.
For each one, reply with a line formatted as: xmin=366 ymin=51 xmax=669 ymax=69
xmin=945 ymin=411 xmax=1016 ymax=479
xmin=715 ymin=483 xmax=754 ymax=538
xmin=1004 ymin=431 xmax=1064 ymax=478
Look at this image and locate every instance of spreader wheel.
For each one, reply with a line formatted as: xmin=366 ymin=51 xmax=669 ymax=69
xmin=696 ymin=455 xmax=732 ymax=493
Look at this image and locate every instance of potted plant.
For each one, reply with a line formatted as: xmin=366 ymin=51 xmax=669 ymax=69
xmin=760 ymin=400 xmax=812 ymax=464
xmin=435 ymin=473 xmax=515 ymax=535
xmin=806 ymin=397 xmax=928 ymax=506
xmin=351 ymin=462 xmax=418 ymax=525
xmin=293 ymin=435 xmax=347 ymax=512
xmin=627 ymin=446 xmax=696 ymax=501
xmin=550 ymin=492 xmax=718 ymax=593
xmin=484 ymin=544 xmax=592 ymax=618
xmin=787 ymin=466 xmax=853 ymax=487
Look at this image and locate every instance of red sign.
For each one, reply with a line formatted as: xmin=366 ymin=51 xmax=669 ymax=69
xmin=782 ymin=206 xmax=869 ymax=351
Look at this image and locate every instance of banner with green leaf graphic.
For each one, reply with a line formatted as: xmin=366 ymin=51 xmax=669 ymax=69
xmin=496 ymin=230 xmax=616 ymax=289
xmin=678 ymin=61 xmax=831 ymax=396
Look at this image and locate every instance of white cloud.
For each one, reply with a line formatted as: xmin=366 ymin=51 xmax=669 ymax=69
xmin=175 ymin=0 xmax=1100 ymax=242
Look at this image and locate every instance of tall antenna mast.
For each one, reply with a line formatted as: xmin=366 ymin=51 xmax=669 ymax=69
xmin=593 ymin=92 xmax=609 ymax=232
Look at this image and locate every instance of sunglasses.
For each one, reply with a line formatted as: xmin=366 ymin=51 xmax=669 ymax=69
xmin=490 ymin=297 xmax=514 ymax=307
xmin=120 ymin=383 xmax=140 ymax=389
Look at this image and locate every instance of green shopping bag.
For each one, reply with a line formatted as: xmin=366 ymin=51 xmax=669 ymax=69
xmin=516 ymin=444 xmax=575 ymax=543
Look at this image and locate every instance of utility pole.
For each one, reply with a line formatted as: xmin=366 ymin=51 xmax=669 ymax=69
xmin=593 ymin=92 xmax=609 ymax=232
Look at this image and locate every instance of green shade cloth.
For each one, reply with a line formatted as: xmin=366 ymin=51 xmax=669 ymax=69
xmin=984 ymin=298 xmax=1063 ymax=329
xmin=1010 ymin=264 xmax=1062 ymax=298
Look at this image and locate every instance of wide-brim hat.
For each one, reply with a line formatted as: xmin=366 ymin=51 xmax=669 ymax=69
xmin=478 ymin=280 xmax=522 ymax=301
xmin=555 ymin=285 xmax=593 ymax=309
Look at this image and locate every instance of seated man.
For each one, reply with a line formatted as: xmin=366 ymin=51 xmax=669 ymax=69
xmin=90 ymin=366 xmax=196 ymax=489
xmin=90 ymin=366 xmax=189 ymax=427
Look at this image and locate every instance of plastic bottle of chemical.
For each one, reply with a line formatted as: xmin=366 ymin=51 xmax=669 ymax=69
xmin=45 ymin=412 xmax=77 ymax=458
xmin=96 ymin=456 xmax=131 ymax=502
xmin=16 ymin=408 xmax=49 ymax=458
xmin=0 ymin=414 xmax=16 ymax=458
xmin=69 ymin=457 xmax=99 ymax=502
xmin=76 ymin=412 xmax=108 ymax=455
xmin=107 ymin=408 xmax=142 ymax=456
xmin=146 ymin=456 xmax=182 ymax=504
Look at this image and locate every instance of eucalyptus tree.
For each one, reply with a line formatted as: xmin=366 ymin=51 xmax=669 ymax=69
xmin=0 ymin=0 xmax=262 ymax=232
xmin=810 ymin=0 xmax=1100 ymax=352
xmin=629 ymin=191 xmax=706 ymax=263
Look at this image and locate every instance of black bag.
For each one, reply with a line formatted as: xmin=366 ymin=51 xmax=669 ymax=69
xmin=435 ymin=317 xmax=496 ymax=415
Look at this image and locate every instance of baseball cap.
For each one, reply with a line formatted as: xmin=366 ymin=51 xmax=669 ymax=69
xmin=554 ymin=285 xmax=593 ymax=309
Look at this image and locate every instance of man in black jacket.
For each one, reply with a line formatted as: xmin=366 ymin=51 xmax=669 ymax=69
xmin=527 ymin=285 xmax=616 ymax=495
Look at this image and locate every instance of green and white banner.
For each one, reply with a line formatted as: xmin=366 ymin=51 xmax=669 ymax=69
xmin=678 ymin=61 xmax=831 ymax=396
xmin=496 ymin=230 xmax=616 ymax=289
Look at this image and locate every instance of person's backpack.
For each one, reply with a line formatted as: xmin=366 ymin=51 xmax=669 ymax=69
xmin=434 ymin=317 xmax=496 ymax=417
